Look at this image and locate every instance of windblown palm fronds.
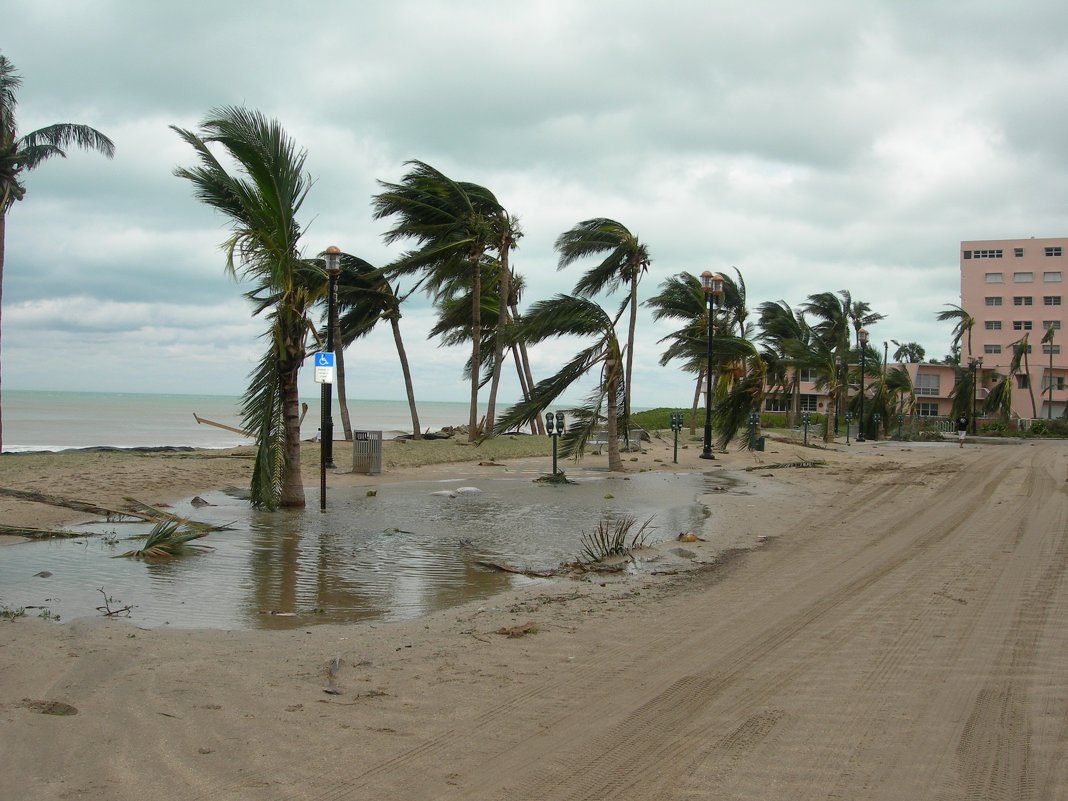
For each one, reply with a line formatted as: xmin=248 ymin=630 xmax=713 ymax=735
xmin=116 ymin=519 xmax=211 ymax=559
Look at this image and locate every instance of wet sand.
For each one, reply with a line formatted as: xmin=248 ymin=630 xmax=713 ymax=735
xmin=3 ymin=434 xmax=1066 ymax=799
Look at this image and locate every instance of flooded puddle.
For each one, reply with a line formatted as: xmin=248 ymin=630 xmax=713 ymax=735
xmin=0 ymin=471 xmax=714 ymax=630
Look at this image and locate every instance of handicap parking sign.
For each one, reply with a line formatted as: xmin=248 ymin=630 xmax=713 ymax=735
xmin=314 ymin=352 xmax=335 ymax=384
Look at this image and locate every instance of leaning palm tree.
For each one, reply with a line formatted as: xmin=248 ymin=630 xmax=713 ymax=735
xmin=493 ymin=294 xmax=626 ymax=472
xmin=1042 ymin=324 xmax=1056 ymax=419
xmin=173 ymin=107 xmax=315 ymax=509
xmin=757 ymin=299 xmax=809 ymax=429
xmin=983 ymin=335 xmax=1031 ymax=422
xmin=0 ymin=54 xmax=114 ymax=451
xmin=555 ymin=218 xmax=650 ymax=430
xmin=373 ymin=161 xmax=498 ymax=441
xmin=325 ymin=253 xmax=423 ymax=439
xmin=645 ymin=272 xmax=707 ymax=432
xmin=936 ymin=304 xmax=975 ymax=362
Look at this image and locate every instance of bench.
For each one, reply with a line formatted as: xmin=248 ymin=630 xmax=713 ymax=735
xmin=589 ymin=428 xmax=644 ymax=455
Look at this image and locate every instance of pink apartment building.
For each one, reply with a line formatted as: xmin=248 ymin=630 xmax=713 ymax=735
xmin=961 ymin=237 xmax=1066 ymax=420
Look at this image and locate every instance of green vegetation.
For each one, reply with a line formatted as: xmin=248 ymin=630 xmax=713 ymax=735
xmin=579 ymin=514 xmax=653 ymax=563
xmin=117 ymin=519 xmax=211 ymax=559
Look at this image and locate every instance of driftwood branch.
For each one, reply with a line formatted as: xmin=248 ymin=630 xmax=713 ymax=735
xmin=475 ymin=560 xmax=556 ymax=578
xmin=0 ymin=523 xmax=86 ymax=539
xmin=0 ymin=487 xmax=151 ymax=521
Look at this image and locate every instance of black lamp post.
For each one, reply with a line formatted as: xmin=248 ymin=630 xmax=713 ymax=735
xmin=546 ymin=411 xmax=565 ymax=475
xmin=670 ymin=412 xmax=683 ymax=464
xmin=856 ymin=327 xmax=869 ymax=442
xmin=699 ymin=271 xmax=725 ymax=460
xmin=845 ymin=412 xmax=852 ymax=445
xmin=319 ymin=246 xmax=341 ymax=511
xmin=969 ymin=355 xmax=983 ymax=435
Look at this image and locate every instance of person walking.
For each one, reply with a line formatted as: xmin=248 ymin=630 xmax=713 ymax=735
xmin=956 ymin=414 xmax=969 ymax=447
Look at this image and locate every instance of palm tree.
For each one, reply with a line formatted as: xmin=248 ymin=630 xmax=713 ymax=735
xmin=891 ymin=340 xmax=926 ymax=363
xmin=645 ymin=273 xmax=708 ymax=432
xmin=936 ymin=304 xmax=975 ymax=362
xmin=555 ymin=218 xmax=650 ymax=431
xmin=1042 ymin=324 xmax=1056 ymax=419
xmin=757 ymin=300 xmax=809 ymax=428
xmin=0 ymin=54 xmax=114 ymax=451
xmin=326 ymin=253 xmax=423 ymax=439
xmin=373 ymin=162 xmax=506 ymax=441
xmin=172 ymin=107 xmax=314 ymax=509
xmin=983 ymin=335 xmax=1031 ymax=422
xmin=493 ymin=294 xmax=626 ymax=471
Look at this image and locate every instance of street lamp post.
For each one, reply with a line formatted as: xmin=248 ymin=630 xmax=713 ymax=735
xmin=834 ymin=356 xmax=842 ymax=437
xmin=845 ymin=412 xmax=852 ymax=445
xmin=700 ymin=271 xmax=725 ymax=460
xmin=546 ymin=411 xmax=565 ymax=476
xmin=856 ymin=327 xmax=869 ymax=442
xmin=969 ymin=356 xmax=983 ymax=435
xmin=670 ymin=412 xmax=683 ymax=464
xmin=320 ymin=246 xmax=341 ymax=511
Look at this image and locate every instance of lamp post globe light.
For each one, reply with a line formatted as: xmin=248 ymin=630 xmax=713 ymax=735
xmin=319 ymin=245 xmax=342 ymax=511
xmin=969 ymin=355 xmax=983 ymax=435
xmin=856 ymin=327 xmax=869 ymax=443
xmin=699 ymin=271 xmax=725 ymax=460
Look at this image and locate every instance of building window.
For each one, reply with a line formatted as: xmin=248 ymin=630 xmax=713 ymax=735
xmin=1044 ymin=271 xmax=1062 ymax=282
xmin=799 ymin=394 xmax=818 ymax=412
xmin=1043 ymin=296 xmax=1062 ymax=306
xmin=1013 ymin=296 xmax=1033 ymax=305
xmin=1014 ymin=272 xmax=1034 ymax=282
xmin=914 ymin=373 xmax=941 ymax=396
xmin=1045 ymin=246 xmax=1063 ymax=257
xmin=984 ymin=321 xmax=1002 ymax=330
xmin=985 ymin=296 xmax=1003 ymax=306
xmin=798 ymin=368 xmax=817 ymax=383
xmin=985 ymin=344 xmax=1002 ymax=354
xmin=764 ymin=396 xmax=790 ymax=412
xmin=985 ymin=273 xmax=1004 ymax=283
xmin=1043 ymin=376 xmax=1066 ymax=391
xmin=1043 ymin=320 xmax=1062 ymax=330
xmin=1017 ymin=375 xmax=1030 ymax=389
xmin=1043 ymin=344 xmax=1062 ymax=355
xmin=1014 ymin=247 xmax=1025 ymax=257
xmin=969 ymin=249 xmax=1004 ymax=259
xmin=1013 ymin=321 xmax=1034 ymax=330
xmin=916 ymin=402 xmax=940 ymax=417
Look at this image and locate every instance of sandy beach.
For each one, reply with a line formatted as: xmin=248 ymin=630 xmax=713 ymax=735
xmin=2 ymin=432 xmax=1067 ymax=799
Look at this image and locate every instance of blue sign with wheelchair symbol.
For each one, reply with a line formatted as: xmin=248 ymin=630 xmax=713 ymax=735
xmin=315 ymin=352 xmax=334 ymax=368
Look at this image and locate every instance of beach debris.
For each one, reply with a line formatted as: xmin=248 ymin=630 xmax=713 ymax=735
xmin=478 ymin=461 xmax=505 ymax=467
xmin=455 ymin=486 xmax=482 ymax=496
xmin=115 ymin=518 xmax=212 ymax=559
xmin=95 ymin=587 xmax=133 ymax=617
xmin=192 ymin=412 xmax=253 ymax=438
xmin=383 ymin=527 xmax=414 ymax=535
xmin=430 ymin=490 xmax=456 ymax=498
xmin=33 ymin=570 xmax=53 ymax=578
xmin=0 ymin=487 xmax=150 ymax=522
xmin=579 ymin=515 xmax=654 ymax=564
xmin=457 ymin=538 xmax=474 ymax=548
xmin=476 ymin=560 xmax=556 ymax=578
xmin=495 ymin=621 xmax=539 ymax=638
xmin=323 ymin=655 xmax=344 ymax=694
xmin=366 ymin=489 xmax=377 ymax=497
xmin=743 ymin=460 xmax=826 ymax=471
xmin=676 ymin=532 xmax=706 ymax=543
xmin=19 ymin=699 xmax=78 ymax=716
xmin=259 ymin=610 xmax=296 ymax=616
xmin=123 ymin=498 xmax=233 ymax=532
xmin=0 ymin=523 xmax=84 ymax=539
xmin=190 ymin=496 xmax=213 ymax=507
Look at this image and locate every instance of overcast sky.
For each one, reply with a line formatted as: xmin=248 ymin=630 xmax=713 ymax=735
xmin=5 ymin=0 xmax=1068 ymax=409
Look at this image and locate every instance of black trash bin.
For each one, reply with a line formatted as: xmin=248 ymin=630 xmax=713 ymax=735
xmin=755 ymin=436 xmax=766 ymax=452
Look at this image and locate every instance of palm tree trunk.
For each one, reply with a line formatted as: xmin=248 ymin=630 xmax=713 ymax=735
xmin=391 ymin=314 xmax=422 ymax=439
xmin=1022 ymin=348 xmax=1038 ymax=418
xmin=510 ymin=344 xmax=537 ymax=434
xmin=690 ymin=370 xmax=703 ymax=434
xmin=468 ymin=252 xmax=481 ymax=441
xmin=623 ymin=278 xmax=638 ymax=429
xmin=511 ymin=300 xmax=544 ymax=435
xmin=280 ymin=367 xmax=305 ymax=508
xmin=484 ymin=242 xmax=511 ymax=438
xmin=606 ymin=374 xmax=623 ymax=472
xmin=333 ymin=317 xmax=353 ymax=441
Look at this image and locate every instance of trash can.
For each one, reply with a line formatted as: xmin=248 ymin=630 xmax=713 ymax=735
xmin=352 ymin=430 xmax=382 ymax=475
xmin=755 ymin=436 xmax=766 ymax=452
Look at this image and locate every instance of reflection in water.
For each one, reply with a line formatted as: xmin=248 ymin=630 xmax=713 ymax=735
xmin=0 ymin=471 xmax=707 ymax=630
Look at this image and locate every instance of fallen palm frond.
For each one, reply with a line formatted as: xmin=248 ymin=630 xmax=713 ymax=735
xmin=115 ymin=518 xmax=212 ymax=559
xmin=0 ymin=523 xmax=86 ymax=539
xmin=475 ymin=560 xmax=557 ymax=578
xmin=579 ymin=514 xmax=654 ymax=563
xmin=0 ymin=487 xmax=149 ymax=522
xmin=122 ymin=497 xmax=233 ymax=531
xmin=743 ymin=460 xmax=827 ymax=471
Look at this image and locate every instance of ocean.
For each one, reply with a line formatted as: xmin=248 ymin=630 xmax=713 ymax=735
xmin=2 ymin=390 xmax=484 ymax=452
